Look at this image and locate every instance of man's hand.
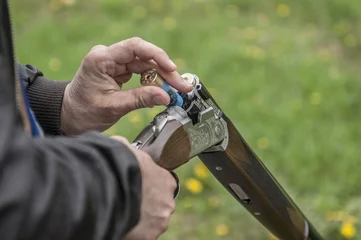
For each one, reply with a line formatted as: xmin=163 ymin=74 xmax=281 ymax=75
xmin=111 ymin=136 xmax=177 ymax=240
xmin=61 ymin=37 xmax=193 ymax=135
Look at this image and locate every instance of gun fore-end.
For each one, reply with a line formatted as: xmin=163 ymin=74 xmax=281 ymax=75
xmin=133 ymin=119 xmax=192 ymax=171
xmin=199 ymin=116 xmax=323 ymax=240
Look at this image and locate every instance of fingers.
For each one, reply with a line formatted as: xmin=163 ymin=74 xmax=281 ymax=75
xmin=108 ymin=37 xmax=193 ymax=93
xmin=113 ymin=72 xmax=133 ymax=86
xmin=125 ymin=58 xmax=193 ymax=93
xmin=108 ymin=37 xmax=176 ymax=71
xmin=114 ymin=86 xmax=171 ymax=116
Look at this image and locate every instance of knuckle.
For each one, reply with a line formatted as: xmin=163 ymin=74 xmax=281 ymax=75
xmin=165 ymin=172 xmax=178 ymax=189
xmin=158 ymin=48 xmax=167 ymax=56
xmin=93 ymin=101 xmax=121 ymax=121
xmin=83 ymin=46 xmax=107 ymax=67
xmin=129 ymin=36 xmax=143 ymax=46
xmin=85 ymin=51 xmax=100 ymax=62
xmin=170 ymin=176 xmax=178 ymax=189
xmin=90 ymin=44 xmax=107 ymax=51
xmin=169 ymin=199 xmax=176 ymax=212
xmin=159 ymin=218 xmax=170 ymax=233
xmin=133 ymin=88 xmax=148 ymax=109
xmin=108 ymin=105 xmax=124 ymax=118
xmin=162 ymin=200 xmax=175 ymax=218
xmin=141 ymin=235 xmax=154 ymax=240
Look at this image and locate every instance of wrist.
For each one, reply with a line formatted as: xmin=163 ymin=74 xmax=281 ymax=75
xmin=60 ymin=84 xmax=83 ymax=135
xmin=61 ymin=82 xmax=109 ymax=135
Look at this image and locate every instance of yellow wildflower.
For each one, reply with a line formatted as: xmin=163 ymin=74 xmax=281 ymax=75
xmin=48 ymin=58 xmax=61 ymax=72
xmin=326 ymin=211 xmax=346 ymax=222
xmin=257 ymin=137 xmax=269 ymax=150
xmin=325 ymin=211 xmax=357 ymax=224
xmin=215 ymin=224 xmax=229 ymax=236
xmin=132 ymin=6 xmax=147 ymax=20
xmin=309 ymin=92 xmax=322 ymax=105
xmin=162 ymin=17 xmax=177 ymax=31
xmin=60 ymin=0 xmax=75 ymax=6
xmin=194 ymin=163 xmax=209 ymax=180
xmin=252 ymin=47 xmax=266 ymax=60
xmin=340 ymin=221 xmax=356 ymax=239
xmin=244 ymin=45 xmax=266 ymax=61
xmin=147 ymin=107 xmax=162 ymax=120
xmin=149 ymin=0 xmax=163 ymax=13
xmin=244 ymin=27 xmax=260 ymax=41
xmin=276 ymin=4 xmax=290 ymax=18
xmin=49 ymin=0 xmax=61 ymax=11
xmin=127 ymin=111 xmax=143 ymax=126
xmin=317 ymin=48 xmax=331 ymax=62
xmin=173 ymin=58 xmax=186 ymax=70
xmin=185 ymin=178 xmax=203 ymax=194
xmin=182 ymin=197 xmax=193 ymax=209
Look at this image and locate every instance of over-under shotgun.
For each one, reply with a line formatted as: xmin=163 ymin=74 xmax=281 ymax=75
xmin=132 ymin=69 xmax=323 ymax=240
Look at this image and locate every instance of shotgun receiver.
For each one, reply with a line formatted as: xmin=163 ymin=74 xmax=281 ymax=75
xmin=132 ymin=69 xmax=323 ymax=240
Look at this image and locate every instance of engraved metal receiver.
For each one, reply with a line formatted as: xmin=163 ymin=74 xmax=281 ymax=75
xmin=132 ymin=69 xmax=228 ymax=162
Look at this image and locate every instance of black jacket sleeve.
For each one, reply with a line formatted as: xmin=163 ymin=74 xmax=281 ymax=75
xmin=18 ymin=63 xmax=70 ymax=135
xmin=1 ymin=31 xmax=141 ymax=240
xmin=0 ymin=65 xmax=142 ymax=239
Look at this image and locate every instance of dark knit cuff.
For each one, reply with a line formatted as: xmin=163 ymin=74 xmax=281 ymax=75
xmin=27 ymin=77 xmax=70 ymax=135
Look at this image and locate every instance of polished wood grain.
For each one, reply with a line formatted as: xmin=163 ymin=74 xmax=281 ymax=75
xmin=139 ymin=120 xmax=192 ymax=171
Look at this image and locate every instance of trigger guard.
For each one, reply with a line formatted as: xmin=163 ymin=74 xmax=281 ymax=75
xmin=170 ymin=171 xmax=180 ymax=199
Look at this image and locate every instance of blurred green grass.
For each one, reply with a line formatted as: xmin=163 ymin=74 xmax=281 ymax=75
xmin=10 ymin=0 xmax=361 ymax=239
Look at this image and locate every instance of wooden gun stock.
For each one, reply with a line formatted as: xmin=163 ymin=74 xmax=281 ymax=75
xmin=133 ymin=119 xmax=192 ymax=171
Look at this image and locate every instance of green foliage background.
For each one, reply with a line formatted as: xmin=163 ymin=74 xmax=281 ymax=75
xmin=10 ymin=0 xmax=361 ymax=239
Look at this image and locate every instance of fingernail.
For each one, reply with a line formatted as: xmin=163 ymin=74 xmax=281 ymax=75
xmin=183 ymin=77 xmax=194 ymax=87
xmin=154 ymin=96 xmax=166 ymax=105
xmin=169 ymin=59 xmax=177 ymax=68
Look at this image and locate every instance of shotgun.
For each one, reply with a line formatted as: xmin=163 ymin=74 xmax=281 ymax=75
xmin=132 ymin=69 xmax=323 ymax=240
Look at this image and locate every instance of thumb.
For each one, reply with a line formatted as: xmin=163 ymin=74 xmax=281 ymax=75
xmin=114 ymin=86 xmax=171 ymax=115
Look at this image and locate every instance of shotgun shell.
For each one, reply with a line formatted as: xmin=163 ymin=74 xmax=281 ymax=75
xmin=140 ymin=69 xmax=184 ymax=107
